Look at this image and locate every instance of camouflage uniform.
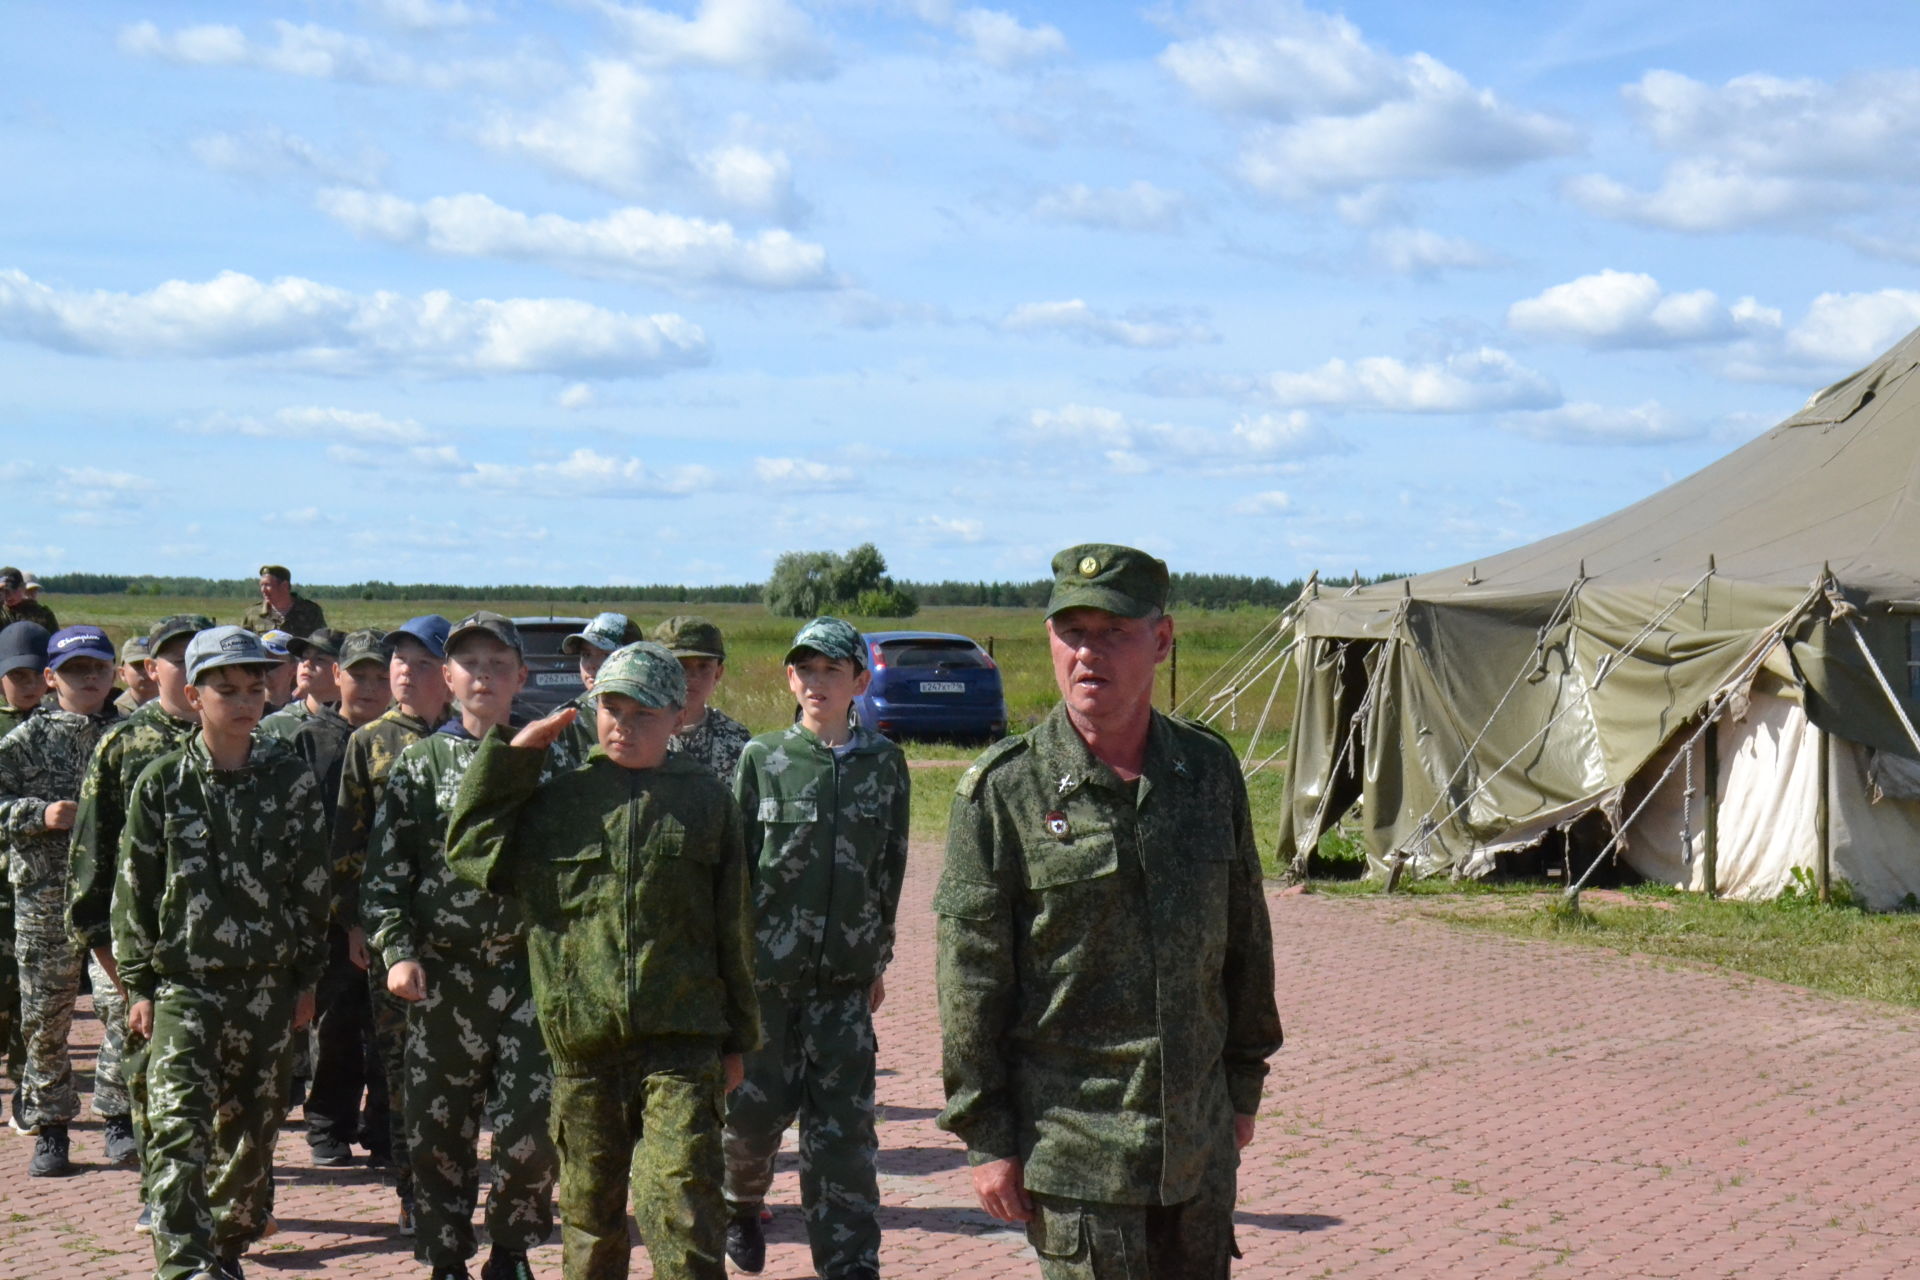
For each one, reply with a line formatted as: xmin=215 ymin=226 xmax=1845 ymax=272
xmin=241 ymin=593 xmax=326 ymax=638
xmin=0 ymin=704 xmax=125 ymax=1129
xmin=0 ymin=701 xmax=32 ymax=1087
xmin=112 ymin=687 xmax=145 ymax=718
xmin=669 ymin=706 xmax=752 ymax=783
xmin=935 ymin=704 xmax=1284 ymax=1279
xmin=362 ymin=723 xmax=556 ymax=1269
xmin=725 ymin=721 xmax=909 ymax=1277
xmin=0 ymin=600 xmax=58 ymax=632
xmin=114 ymin=734 xmax=329 ymax=1279
xmin=256 ymin=697 xmax=318 ymax=743
xmin=549 ymin=690 xmax=598 ymax=774
xmin=448 ymin=736 xmax=761 ymax=1280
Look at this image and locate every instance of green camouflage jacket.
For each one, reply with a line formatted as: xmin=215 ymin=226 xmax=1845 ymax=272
xmin=548 ymin=691 xmax=596 ymax=773
xmin=113 ymin=733 xmax=330 ymax=1002
xmin=362 ymin=722 xmax=529 ymax=966
xmin=0 ymin=600 xmax=58 ymax=631
xmin=670 ymin=705 xmax=751 ymax=783
xmin=0 ymin=705 xmax=122 ymax=932
xmin=734 ymin=722 xmax=910 ymax=995
xmin=242 ymin=593 xmax=326 ymax=637
xmin=446 ymin=736 xmax=760 ymax=1070
xmin=257 ymin=698 xmax=319 ymax=743
xmin=332 ymin=705 xmax=441 ymax=927
xmin=289 ymin=704 xmax=353 ymax=836
xmin=934 ymin=704 xmax=1282 ymax=1206
xmin=67 ymin=700 xmax=198 ymax=950
xmin=0 ymin=702 xmax=37 ymax=738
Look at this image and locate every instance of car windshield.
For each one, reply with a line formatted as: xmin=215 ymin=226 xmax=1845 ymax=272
xmin=516 ymin=626 xmax=579 ymax=659
xmin=880 ymin=640 xmax=989 ymax=669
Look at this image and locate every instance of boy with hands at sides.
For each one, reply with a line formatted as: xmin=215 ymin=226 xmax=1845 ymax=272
xmin=446 ymin=641 xmax=760 ymax=1280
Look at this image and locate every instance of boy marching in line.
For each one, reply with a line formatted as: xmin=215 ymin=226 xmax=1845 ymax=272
xmin=259 ymin=629 xmax=345 ymax=743
xmin=114 ymin=625 xmax=329 ymax=1280
xmin=0 ymin=625 xmax=127 ymax=1176
xmin=362 ymin=613 xmax=557 ymax=1280
xmin=0 ymin=620 xmax=53 ymax=1118
xmin=447 ymin=642 xmax=760 ymax=1280
xmin=651 ymin=617 xmax=750 ymax=783
xmin=550 ymin=613 xmax=641 ymax=771
xmin=333 ymin=615 xmax=452 ymax=1230
xmin=723 ymin=618 xmax=909 ymax=1280
xmin=69 ymin=614 xmax=212 ymax=1232
xmin=115 ymin=637 xmax=156 ymax=717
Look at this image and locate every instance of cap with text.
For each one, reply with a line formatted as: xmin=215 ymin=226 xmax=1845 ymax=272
xmin=185 ymin=625 xmax=277 ymax=684
xmin=47 ymin=626 xmax=115 ymax=670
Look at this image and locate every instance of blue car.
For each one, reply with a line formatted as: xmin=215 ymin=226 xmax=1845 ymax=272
xmin=855 ymin=631 xmax=1007 ymax=743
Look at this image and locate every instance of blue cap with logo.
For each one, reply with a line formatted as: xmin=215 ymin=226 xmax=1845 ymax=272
xmin=47 ymin=626 xmax=115 ymax=670
xmin=184 ymin=625 xmax=278 ymax=684
xmin=391 ymin=615 xmax=452 ymax=659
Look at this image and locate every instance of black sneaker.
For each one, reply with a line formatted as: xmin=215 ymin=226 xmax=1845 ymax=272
xmin=218 ymin=1256 xmax=245 ymax=1280
xmin=725 ymin=1210 xmax=766 ymax=1274
xmin=480 ymin=1248 xmax=535 ymax=1280
xmin=837 ymin=1269 xmax=879 ymax=1280
xmin=103 ymin=1114 xmax=137 ymax=1165
xmin=309 ymin=1134 xmax=353 ymax=1166
xmin=28 ymin=1124 xmax=72 ymax=1177
xmin=364 ymin=1143 xmax=392 ymax=1169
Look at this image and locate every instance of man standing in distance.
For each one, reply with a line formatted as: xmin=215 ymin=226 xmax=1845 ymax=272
xmin=935 ymin=544 xmax=1282 ymax=1278
xmin=242 ymin=565 xmax=327 ymax=637
xmin=0 ymin=570 xmax=57 ymax=631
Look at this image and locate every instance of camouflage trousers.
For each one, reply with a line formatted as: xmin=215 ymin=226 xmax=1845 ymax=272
xmin=724 ymin=985 xmax=880 ymax=1278
xmin=1025 ymin=1141 xmax=1241 ymax=1280
xmin=15 ymin=928 xmax=131 ymax=1127
xmin=403 ymin=946 xmax=556 ymax=1267
xmin=0 ymin=871 xmax=19 ymax=1087
xmin=370 ymin=960 xmax=412 ymax=1195
xmin=145 ymin=973 xmax=297 ymax=1280
xmin=553 ymin=1039 xmax=728 ymax=1280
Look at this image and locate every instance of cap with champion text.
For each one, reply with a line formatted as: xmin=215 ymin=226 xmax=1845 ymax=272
xmin=119 ymin=635 xmax=150 ymax=665
xmin=338 ymin=629 xmax=391 ymax=670
xmin=784 ymin=616 xmax=866 ymax=670
xmin=47 ymin=626 xmax=115 ymax=670
xmin=586 ymin=641 xmax=687 ymax=709
xmin=652 ymin=615 xmax=726 ymax=661
xmin=260 ymin=629 xmax=296 ymax=660
xmin=562 ymin=612 xmax=641 ymax=656
xmin=1045 ymin=543 xmax=1170 ymax=620
xmin=391 ymin=615 xmax=452 ymax=659
xmin=148 ymin=614 xmax=216 ymax=655
xmin=447 ymin=611 xmax=524 ymax=656
xmin=0 ymin=622 xmax=51 ymax=678
xmin=185 ymin=625 xmax=277 ymax=684
xmin=287 ymin=628 xmax=346 ymax=661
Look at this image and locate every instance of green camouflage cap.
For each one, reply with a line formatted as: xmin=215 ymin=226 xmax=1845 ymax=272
xmin=147 ymin=613 xmax=216 ymax=655
xmin=1045 ymin=543 xmax=1170 ymax=620
xmin=562 ymin=612 xmax=642 ymax=656
xmin=652 ymin=615 xmax=726 ymax=661
xmin=118 ymin=635 xmax=150 ymax=665
xmin=586 ymin=640 xmax=687 ymax=709
xmin=447 ymin=610 xmax=524 ymax=656
xmin=784 ymin=616 xmax=867 ymax=670
xmin=338 ymin=628 xmax=391 ymax=670
xmin=287 ymin=628 xmax=346 ymax=660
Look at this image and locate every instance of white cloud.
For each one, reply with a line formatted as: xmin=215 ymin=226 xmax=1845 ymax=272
xmin=1369 ymin=227 xmax=1497 ymax=276
xmin=317 ymin=190 xmax=831 ymax=290
xmin=1778 ymin=289 xmax=1920 ymax=369
xmin=358 ymin=0 xmax=487 ymax=30
xmin=1232 ymin=490 xmax=1293 ymax=515
xmin=594 ymin=0 xmax=833 ymax=79
xmin=1161 ymin=2 xmax=1405 ymax=119
xmin=119 ymin=19 xmax=529 ymax=90
xmin=1030 ymin=181 xmax=1187 ymax=233
xmin=1563 ymin=161 xmax=1861 ymax=234
xmin=951 ymin=9 xmax=1068 ymax=68
xmin=918 ymin=514 xmax=986 ymax=543
xmin=0 ymin=267 xmax=710 ymax=378
xmin=1507 ymin=270 xmax=1781 ymax=348
xmin=187 ymin=406 xmax=440 ymax=444
xmin=754 ymin=457 xmax=859 ymax=491
xmin=1016 ymin=403 xmax=1344 ymax=472
xmin=1001 ymin=299 xmax=1215 ymax=349
xmin=1499 ymin=401 xmax=1701 ymax=445
xmin=192 ymin=128 xmax=385 ymax=188
xmin=465 ymin=448 xmax=716 ymax=497
xmin=329 ymin=443 xmax=470 ymax=470
xmin=557 ymin=382 xmax=595 ymax=410
xmin=1259 ymin=348 xmax=1559 ymax=413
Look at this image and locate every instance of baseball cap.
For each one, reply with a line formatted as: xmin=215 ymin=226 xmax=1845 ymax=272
xmin=338 ymin=629 xmax=391 ymax=671
xmin=0 ymin=622 xmax=51 ymax=677
xmin=184 ymin=625 xmax=277 ymax=684
xmin=586 ymin=641 xmax=687 ymax=709
xmin=391 ymin=615 xmax=452 ymax=659
xmin=447 ymin=611 xmax=524 ymax=656
xmin=22 ymin=580 xmax=40 ymax=595
xmin=1045 ymin=543 xmax=1170 ymax=620
xmin=784 ymin=617 xmax=866 ymax=671
xmin=563 ymin=612 xmax=641 ymax=656
xmin=47 ymin=626 xmax=115 ymax=670
xmin=147 ymin=614 xmax=215 ymax=656
xmin=119 ymin=635 xmax=150 ymax=665
xmin=0 ymin=568 xmax=22 ymax=591
xmin=258 ymin=564 xmax=291 ymax=580
xmin=653 ymin=615 xmax=726 ymax=661
xmin=259 ymin=629 xmax=296 ymax=660
xmin=287 ymin=628 xmax=346 ymax=661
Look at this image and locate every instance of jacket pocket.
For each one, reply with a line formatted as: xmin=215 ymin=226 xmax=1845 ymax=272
xmin=547 ymin=847 xmax=613 ymax=912
xmin=1023 ymin=833 xmax=1118 ymax=890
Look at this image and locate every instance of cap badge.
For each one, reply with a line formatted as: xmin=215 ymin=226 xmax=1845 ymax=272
xmin=1079 ymin=555 xmax=1100 ymax=577
xmin=1044 ymin=811 xmax=1070 ymax=839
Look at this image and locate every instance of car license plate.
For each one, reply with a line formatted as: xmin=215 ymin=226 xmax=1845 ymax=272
xmin=536 ymin=673 xmax=582 ymax=687
xmin=919 ymin=681 xmax=966 ymax=693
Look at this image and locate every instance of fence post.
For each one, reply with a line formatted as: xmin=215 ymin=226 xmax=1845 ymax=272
xmin=987 ymin=635 xmax=994 ymax=659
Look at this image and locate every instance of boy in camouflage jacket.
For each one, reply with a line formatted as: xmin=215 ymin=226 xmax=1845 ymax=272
xmin=723 ymin=617 xmax=910 ymax=1280
xmin=0 ymin=619 xmax=53 ymax=1120
xmin=447 ymin=641 xmax=759 ymax=1280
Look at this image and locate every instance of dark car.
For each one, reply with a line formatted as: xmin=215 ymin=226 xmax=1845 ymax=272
xmin=854 ymin=631 xmax=1006 ymax=743
xmin=510 ymin=616 xmax=591 ymax=721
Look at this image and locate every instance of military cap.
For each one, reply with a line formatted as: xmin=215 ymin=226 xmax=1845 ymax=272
xmin=1045 ymin=543 xmax=1170 ymax=620
xmin=287 ymin=628 xmax=346 ymax=660
xmin=259 ymin=629 xmax=296 ymax=660
xmin=148 ymin=614 xmax=216 ymax=655
xmin=185 ymin=625 xmax=277 ymax=684
xmin=258 ymin=564 xmax=291 ymax=581
xmin=447 ymin=610 xmax=524 ymax=656
xmin=21 ymin=579 xmax=40 ymax=596
xmin=0 ymin=621 xmax=51 ymax=677
xmin=0 ymin=567 xmax=22 ymax=590
xmin=784 ymin=616 xmax=867 ymax=671
xmin=391 ymin=614 xmax=451 ymax=659
xmin=562 ymin=612 xmax=642 ymax=656
xmin=47 ymin=626 xmax=115 ymax=669
xmin=652 ymin=615 xmax=726 ymax=661
xmin=587 ymin=641 xmax=687 ymax=709
xmin=118 ymin=635 xmax=150 ymax=665
xmin=338 ymin=629 xmax=391 ymax=670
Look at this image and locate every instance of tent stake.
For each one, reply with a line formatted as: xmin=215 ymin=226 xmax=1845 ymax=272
xmin=1703 ymin=722 xmax=1719 ymax=899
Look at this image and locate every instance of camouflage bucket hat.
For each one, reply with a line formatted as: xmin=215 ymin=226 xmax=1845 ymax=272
xmin=447 ymin=610 xmax=524 ymax=656
xmin=1045 ymin=543 xmax=1170 ymax=620
xmin=784 ymin=616 xmax=867 ymax=670
xmin=148 ymin=614 xmax=216 ymax=655
xmin=652 ymin=615 xmax=726 ymax=661
xmin=184 ymin=625 xmax=276 ymax=684
xmin=563 ymin=612 xmax=641 ymax=656
xmin=338 ymin=628 xmax=391 ymax=670
xmin=586 ymin=641 xmax=687 ymax=709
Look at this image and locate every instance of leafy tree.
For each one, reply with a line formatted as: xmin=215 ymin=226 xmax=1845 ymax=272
xmin=765 ymin=543 xmax=919 ymax=618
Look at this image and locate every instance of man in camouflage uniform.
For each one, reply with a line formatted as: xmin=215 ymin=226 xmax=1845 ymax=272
xmin=69 ymin=614 xmax=210 ymax=1229
xmin=935 ymin=545 xmax=1283 ymax=1280
xmin=0 ymin=626 xmax=128 ymax=1177
xmin=0 ymin=568 xmax=58 ymax=631
xmin=653 ymin=617 xmax=751 ymax=782
xmin=363 ymin=613 xmax=556 ymax=1280
xmin=241 ymin=564 xmax=327 ymax=637
xmin=114 ymin=626 xmax=329 ymax=1280
xmin=448 ymin=642 xmax=760 ymax=1280
xmin=334 ymin=615 xmax=451 ymax=1225
xmin=721 ymin=617 xmax=907 ymax=1280
xmin=0 ymin=621 xmax=52 ymax=1110
xmin=550 ymin=612 xmax=642 ymax=771
xmin=115 ymin=636 xmax=156 ymax=717
xmin=259 ymin=628 xmax=345 ymax=743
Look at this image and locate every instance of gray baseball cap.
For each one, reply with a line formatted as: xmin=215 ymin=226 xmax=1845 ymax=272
xmin=586 ymin=641 xmax=687 ymax=709
xmin=563 ymin=612 xmax=642 ymax=656
xmin=184 ymin=625 xmax=277 ymax=684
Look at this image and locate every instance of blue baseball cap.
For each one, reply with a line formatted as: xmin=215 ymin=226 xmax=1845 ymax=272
xmin=0 ymin=622 xmax=51 ymax=678
xmin=46 ymin=626 xmax=115 ymax=670
xmin=391 ymin=615 xmax=451 ymax=659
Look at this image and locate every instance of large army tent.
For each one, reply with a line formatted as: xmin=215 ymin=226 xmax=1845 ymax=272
xmin=1248 ymin=325 xmax=1920 ymax=907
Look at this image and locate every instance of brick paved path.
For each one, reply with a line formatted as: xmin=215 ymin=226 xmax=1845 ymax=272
xmin=9 ymin=851 xmax=1920 ymax=1277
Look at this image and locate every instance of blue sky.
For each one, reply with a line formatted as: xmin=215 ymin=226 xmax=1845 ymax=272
xmin=6 ymin=0 xmax=1920 ymax=587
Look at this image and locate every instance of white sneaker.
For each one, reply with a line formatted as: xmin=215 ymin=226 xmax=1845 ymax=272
xmin=7 ymin=1114 xmax=37 ymax=1137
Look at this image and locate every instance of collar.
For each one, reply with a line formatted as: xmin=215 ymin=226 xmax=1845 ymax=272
xmin=1032 ymin=702 xmax=1191 ymax=804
